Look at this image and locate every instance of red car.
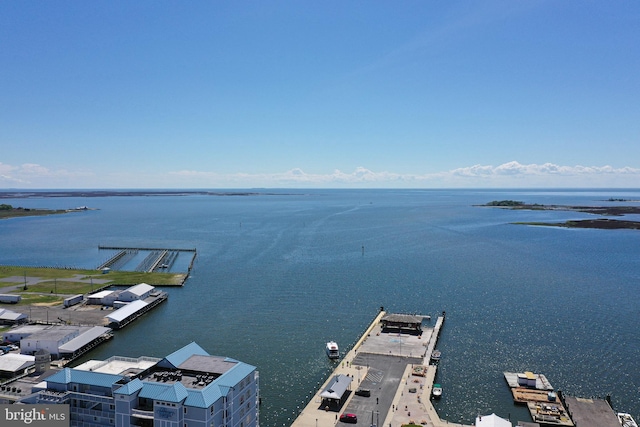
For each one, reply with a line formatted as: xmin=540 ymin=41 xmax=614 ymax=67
xmin=340 ymin=413 xmax=357 ymax=423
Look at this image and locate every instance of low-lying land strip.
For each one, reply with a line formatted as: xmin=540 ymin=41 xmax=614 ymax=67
xmin=0 ymin=204 xmax=74 ymax=219
xmin=479 ymin=200 xmax=640 ymax=230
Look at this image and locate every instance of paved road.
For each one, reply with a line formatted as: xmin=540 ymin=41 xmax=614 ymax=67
xmin=344 ymin=353 xmax=422 ymax=426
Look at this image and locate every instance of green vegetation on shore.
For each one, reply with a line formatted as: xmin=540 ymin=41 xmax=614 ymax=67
xmin=14 ymin=293 xmax=64 ymax=306
xmin=0 ymin=204 xmax=68 ymax=219
xmin=480 ymin=200 xmax=640 ymax=230
xmin=0 ymin=265 xmax=185 ymax=287
xmin=484 ymin=200 xmax=525 ymax=206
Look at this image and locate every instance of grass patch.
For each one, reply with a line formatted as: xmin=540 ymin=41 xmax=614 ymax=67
xmin=14 ymin=293 xmax=64 ymax=306
xmin=20 ymin=281 xmax=96 ymax=295
xmin=0 ymin=265 xmax=185 ymax=287
xmin=0 ymin=208 xmax=69 ymax=219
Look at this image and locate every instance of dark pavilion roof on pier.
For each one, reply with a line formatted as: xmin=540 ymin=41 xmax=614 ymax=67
xmin=381 ymin=313 xmax=425 ymax=325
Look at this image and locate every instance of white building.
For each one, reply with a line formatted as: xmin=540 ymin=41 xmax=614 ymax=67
xmin=5 ymin=325 xmax=111 ymax=359
xmin=87 ymin=290 xmax=122 ymax=306
xmin=0 ymin=353 xmax=35 ymax=378
xmin=0 ymin=308 xmax=28 ymax=325
xmin=20 ymin=326 xmax=80 ymax=357
xmin=118 ymin=283 xmax=154 ymax=302
xmin=476 ymin=413 xmax=513 ymax=427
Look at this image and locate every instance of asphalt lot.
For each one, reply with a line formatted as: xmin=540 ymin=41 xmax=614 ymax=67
xmin=343 ymin=353 xmax=422 ymax=426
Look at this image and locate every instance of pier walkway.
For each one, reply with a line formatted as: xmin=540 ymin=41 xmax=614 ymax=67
xmin=292 ymin=312 xmax=472 ymax=427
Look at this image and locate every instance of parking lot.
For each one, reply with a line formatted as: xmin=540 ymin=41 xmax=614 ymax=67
xmin=343 ymin=353 xmax=422 ymax=425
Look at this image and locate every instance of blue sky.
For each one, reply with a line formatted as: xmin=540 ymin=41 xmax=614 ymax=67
xmin=2 ymin=1 xmax=639 ymax=188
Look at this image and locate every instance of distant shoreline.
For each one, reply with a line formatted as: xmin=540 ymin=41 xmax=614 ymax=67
xmin=0 ymin=190 xmax=294 ymax=199
xmin=479 ymin=200 xmax=640 ymax=230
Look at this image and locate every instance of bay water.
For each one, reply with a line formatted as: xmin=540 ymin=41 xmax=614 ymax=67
xmin=1 ymin=189 xmax=639 ymax=425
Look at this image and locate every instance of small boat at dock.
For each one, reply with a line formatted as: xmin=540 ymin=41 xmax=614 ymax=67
xmin=430 ymin=349 xmax=441 ymax=362
xmin=432 ymin=384 xmax=442 ymax=398
xmin=618 ymin=413 xmax=639 ymax=427
xmin=326 ymin=341 xmax=339 ymax=359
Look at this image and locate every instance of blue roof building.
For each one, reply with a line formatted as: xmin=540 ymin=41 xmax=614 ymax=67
xmin=24 ymin=342 xmax=259 ymax=427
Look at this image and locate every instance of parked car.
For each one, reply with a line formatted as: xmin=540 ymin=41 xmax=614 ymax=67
xmin=340 ymin=413 xmax=357 ymax=423
xmin=355 ymin=388 xmax=370 ymax=397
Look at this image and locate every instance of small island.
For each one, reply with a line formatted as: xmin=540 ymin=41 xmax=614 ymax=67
xmin=479 ymin=200 xmax=640 ymax=230
xmin=0 ymin=203 xmax=73 ymax=220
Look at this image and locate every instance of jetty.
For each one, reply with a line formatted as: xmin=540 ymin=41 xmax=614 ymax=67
xmin=292 ymin=309 xmax=472 ymax=427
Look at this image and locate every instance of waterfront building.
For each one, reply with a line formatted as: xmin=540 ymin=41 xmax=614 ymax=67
xmin=0 ymin=353 xmax=35 ymax=379
xmin=118 ymin=283 xmax=154 ymax=302
xmin=4 ymin=325 xmax=112 ymax=359
xmin=0 ymin=308 xmax=28 ymax=325
xmin=21 ymin=342 xmax=260 ymax=427
xmin=87 ymin=290 xmax=121 ymax=306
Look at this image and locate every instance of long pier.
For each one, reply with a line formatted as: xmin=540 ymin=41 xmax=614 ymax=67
xmin=108 ymin=292 xmax=168 ymax=330
xmin=292 ymin=310 xmax=471 ymax=427
xmin=97 ymin=246 xmax=197 ymax=275
xmin=98 ymin=245 xmax=196 ymax=252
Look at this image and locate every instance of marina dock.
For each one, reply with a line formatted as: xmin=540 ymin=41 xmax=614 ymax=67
xmin=292 ymin=310 xmax=473 ymax=427
xmin=97 ymin=245 xmax=197 ymax=275
xmin=504 ymin=372 xmax=573 ymax=426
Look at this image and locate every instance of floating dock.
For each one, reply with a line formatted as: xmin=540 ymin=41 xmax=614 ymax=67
xmin=504 ymin=371 xmax=554 ymax=391
xmin=504 ymin=372 xmax=573 ymax=426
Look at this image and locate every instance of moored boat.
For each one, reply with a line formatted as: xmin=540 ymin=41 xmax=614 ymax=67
xmin=432 ymin=383 xmax=442 ymax=398
xmin=618 ymin=413 xmax=639 ymax=427
xmin=326 ymin=341 xmax=339 ymax=359
xmin=430 ymin=349 xmax=441 ymax=362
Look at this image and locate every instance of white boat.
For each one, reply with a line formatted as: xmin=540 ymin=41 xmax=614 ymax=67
xmin=432 ymin=383 xmax=442 ymax=398
xmin=326 ymin=341 xmax=339 ymax=359
xmin=430 ymin=349 xmax=441 ymax=362
xmin=618 ymin=413 xmax=639 ymax=427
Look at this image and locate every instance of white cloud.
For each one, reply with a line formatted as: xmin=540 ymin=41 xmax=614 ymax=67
xmin=0 ymin=162 xmax=93 ymax=187
xmin=2 ymin=161 xmax=640 ymax=188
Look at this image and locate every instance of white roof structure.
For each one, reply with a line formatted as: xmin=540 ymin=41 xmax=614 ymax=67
xmin=75 ymin=356 xmax=160 ymax=375
xmin=105 ymin=300 xmax=148 ymax=323
xmin=88 ymin=290 xmax=114 ymax=299
xmin=320 ymin=374 xmax=352 ymax=401
xmin=0 ymin=308 xmax=27 ymax=322
xmin=58 ymin=326 xmax=112 ymax=353
xmin=125 ymin=283 xmax=154 ymax=296
xmin=476 ymin=413 xmax=512 ymax=427
xmin=0 ymin=353 xmax=35 ymax=373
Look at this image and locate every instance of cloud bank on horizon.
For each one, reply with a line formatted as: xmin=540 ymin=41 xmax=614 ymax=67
xmin=1 ymin=161 xmax=638 ymax=189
